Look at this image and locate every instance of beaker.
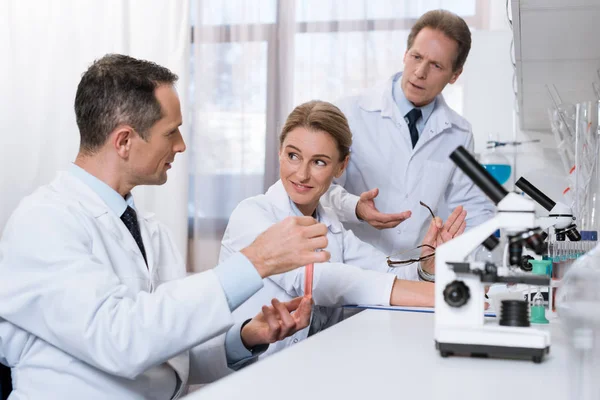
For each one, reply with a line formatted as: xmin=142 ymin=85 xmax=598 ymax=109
xmin=556 ymin=245 xmax=600 ymax=400
xmin=481 ymin=135 xmax=511 ymax=185
xmin=574 ymin=101 xmax=600 ymax=232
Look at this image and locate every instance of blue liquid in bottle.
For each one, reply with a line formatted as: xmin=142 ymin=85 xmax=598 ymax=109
xmin=482 ymin=164 xmax=511 ymax=185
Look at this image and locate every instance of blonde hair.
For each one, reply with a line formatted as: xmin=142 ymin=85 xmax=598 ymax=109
xmin=280 ymin=100 xmax=352 ymax=161
xmin=407 ymin=10 xmax=471 ymax=71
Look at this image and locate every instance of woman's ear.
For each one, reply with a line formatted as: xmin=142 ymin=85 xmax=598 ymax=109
xmin=335 ymin=155 xmax=349 ymax=178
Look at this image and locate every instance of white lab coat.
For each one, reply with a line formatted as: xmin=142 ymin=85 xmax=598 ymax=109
xmin=322 ymin=72 xmax=495 ymax=255
xmin=220 ymin=180 xmax=418 ymax=357
xmin=0 ymin=172 xmax=238 ymax=399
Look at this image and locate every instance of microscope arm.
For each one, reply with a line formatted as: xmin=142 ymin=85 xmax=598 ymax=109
xmin=436 ymin=216 xmax=501 ymax=268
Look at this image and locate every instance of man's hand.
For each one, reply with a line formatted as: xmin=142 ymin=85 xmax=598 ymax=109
xmin=240 ymin=296 xmax=313 ymax=349
xmin=437 ymin=205 xmax=467 ymax=244
xmin=356 ymin=188 xmax=411 ymax=229
xmin=241 ymin=216 xmax=330 ymax=278
xmin=420 ymin=205 xmax=467 ymax=273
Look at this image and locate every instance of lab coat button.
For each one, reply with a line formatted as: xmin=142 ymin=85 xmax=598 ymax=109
xmin=293 ymin=338 xmax=299 ymax=343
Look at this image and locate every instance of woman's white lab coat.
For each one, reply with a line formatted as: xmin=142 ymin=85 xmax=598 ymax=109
xmin=0 ymin=172 xmax=238 ymax=399
xmin=220 ymin=180 xmax=419 ymax=357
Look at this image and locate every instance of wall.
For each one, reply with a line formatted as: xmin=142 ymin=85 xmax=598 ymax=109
xmin=0 ymin=1 xmax=190 ymax=257
xmin=462 ymin=7 xmax=568 ymax=208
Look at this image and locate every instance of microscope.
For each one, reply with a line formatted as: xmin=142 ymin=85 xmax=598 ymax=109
xmin=434 ymin=146 xmax=551 ymax=363
xmin=513 ymin=177 xmax=580 ymax=272
xmin=515 ymin=177 xmax=580 ymax=242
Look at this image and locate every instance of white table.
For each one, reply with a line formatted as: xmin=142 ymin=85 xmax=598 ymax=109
xmin=185 ymin=310 xmax=569 ymax=399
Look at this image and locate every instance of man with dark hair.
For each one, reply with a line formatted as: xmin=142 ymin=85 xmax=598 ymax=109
xmin=0 ymin=54 xmax=330 ymax=399
xmin=323 ymin=9 xmax=494 ymax=260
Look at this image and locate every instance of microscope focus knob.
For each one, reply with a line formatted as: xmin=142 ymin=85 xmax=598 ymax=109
xmin=520 ymin=255 xmax=534 ymax=272
xmin=443 ymin=280 xmax=470 ymax=308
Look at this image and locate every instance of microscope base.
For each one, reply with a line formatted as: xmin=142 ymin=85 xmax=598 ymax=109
xmin=435 ymin=324 xmax=551 ymax=363
xmin=436 ymin=341 xmax=549 ymax=363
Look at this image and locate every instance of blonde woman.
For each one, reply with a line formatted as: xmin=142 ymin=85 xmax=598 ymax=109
xmin=220 ymin=100 xmax=466 ymax=357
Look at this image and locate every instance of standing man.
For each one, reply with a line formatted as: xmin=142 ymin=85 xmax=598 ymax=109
xmin=0 ymin=54 xmax=329 ymax=399
xmin=323 ymin=9 xmax=494 ymax=255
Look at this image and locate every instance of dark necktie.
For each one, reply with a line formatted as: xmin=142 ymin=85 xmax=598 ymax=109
xmin=405 ymin=108 xmax=422 ymax=148
xmin=121 ymin=206 xmax=148 ymax=266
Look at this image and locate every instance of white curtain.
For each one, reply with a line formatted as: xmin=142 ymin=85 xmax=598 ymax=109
xmin=189 ymin=0 xmax=509 ymax=271
xmin=0 ymin=0 xmax=190 ymax=257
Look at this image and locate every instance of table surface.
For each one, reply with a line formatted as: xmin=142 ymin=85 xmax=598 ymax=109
xmin=185 ymin=309 xmax=569 ymax=400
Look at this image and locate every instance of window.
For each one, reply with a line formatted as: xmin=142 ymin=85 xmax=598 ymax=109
xmin=190 ymin=0 xmax=487 ymax=234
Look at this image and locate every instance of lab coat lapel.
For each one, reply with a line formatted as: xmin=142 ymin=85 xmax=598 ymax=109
xmin=360 ymin=74 xmax=419 ymax=161
xmin=59 ymin=173 xmax=149 ymax=268
xmin=139 ymin=212 xmax=159 ymax=274
xmin=96 ymin=213 xmax=148 ymax=269
xmin=264 ymin=180 xmax=298 ymax=219
xmin=412 ymin=95 xmax=470 ymax=154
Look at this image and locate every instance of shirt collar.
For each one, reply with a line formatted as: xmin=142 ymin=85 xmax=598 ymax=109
xmin=392 ymin=72 xmax=436 ymax=125
xmin=265 ymin=180 xmax=342 ymax=232
xmin=288 ymin=197 xmax=320 ymax=222
xmin=68 ymin=163 xmax=135 ymax=217
xmin=357 ymin=72 xmax=470 ymax=133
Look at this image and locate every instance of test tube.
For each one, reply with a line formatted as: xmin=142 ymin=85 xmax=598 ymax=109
xmin=304 ymin=263 xmax=314 ymax=297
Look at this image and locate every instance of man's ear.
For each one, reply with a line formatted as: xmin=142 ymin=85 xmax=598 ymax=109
xmin=112 ymin=126 xmax=135 ymax=158
xmin=449 ymin=67 xmax=463 ymax=84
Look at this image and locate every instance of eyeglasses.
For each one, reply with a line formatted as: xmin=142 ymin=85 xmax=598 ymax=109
xmin=419 ymin=200 xmax=435 ymax=219
xmin=386 ymin=201 xmax=436 ymax=267
xmin=386 ymin=244 xmax=435 ymax=267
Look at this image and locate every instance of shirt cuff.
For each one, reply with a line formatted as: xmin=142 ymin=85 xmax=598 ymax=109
xmin=224 ymin=321 xmax=256 ymax=370
xmin=214 ymin=252 xmax=264 ymax=311
xmin=393 ymin=263 xmax=420 ymax=281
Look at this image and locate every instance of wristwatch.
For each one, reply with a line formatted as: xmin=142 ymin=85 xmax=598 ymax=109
xmin=417 ymin=263 xmax=435 ymax=282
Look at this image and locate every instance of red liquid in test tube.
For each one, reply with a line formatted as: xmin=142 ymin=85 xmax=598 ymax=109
xmin=304 ymin=263 xmax=314 ymax=297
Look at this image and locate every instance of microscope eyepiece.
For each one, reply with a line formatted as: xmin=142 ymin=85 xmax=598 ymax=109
xmin=450 ymin=146 xmax=508 ymax=205
xmin=515 ymin=177 xmax=556 ymax=211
